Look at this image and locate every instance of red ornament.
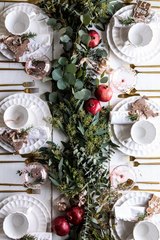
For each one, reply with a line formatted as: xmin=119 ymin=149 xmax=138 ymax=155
xmin=95 ymin=85 xmax=113 ymax=102
xmin=66 ymin=206 xmax=85 ymax=225
xmin=84 ymin=98 xmax=101 ymax=115
xmin=88 ymin=30 xmax=100 ymax=48
xmin=52 ymin=216 xmax=70 ymax=236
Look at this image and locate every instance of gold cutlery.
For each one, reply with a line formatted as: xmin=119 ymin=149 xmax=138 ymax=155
xmin=0 ymin=68 xmax=24 ymax=71
xmin=137 ymin=181 xmax=160 ymax=184
xmin=132 ymin=161 xmax=160 ymax=167
xmin=0 ymin=159 xmax=36 ymax=164
xmin=0 ymin=88 xmax=39 ymax=93
xmin=0 ymin=82 xmax=35 ymax=87
xmin=135 ymin=70 xmax=160 ymax=74
xmin=130 ymin=88 xmax=160 ymax=93
xmin=0 ymin=153 xmax=39 ymax=158
xmin=118 ymin=94 xmax=160 ymax=98
xmin=132 ymin=186 xmax=160 ymax=192
xmin=129 ymin=156 xmax=160 ymax=161
xmin=0 ymin=183 xmax=27 ymax=187
xmin=130 ymin=64 xmax=160 ymax=69
xmin=3 ymin=0 xmax=38 ymax=3
xmin=0 ymin=189 xmax=41 ymax=194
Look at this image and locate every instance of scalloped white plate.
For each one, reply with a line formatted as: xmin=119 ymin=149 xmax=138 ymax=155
xmin=110 ymin=191 xmax=153 ymax=240
xmin=111 ymin=96 xmax=160 ymax=156
xmin=112 ymin=9 xmax=160 ymax=58
xmin=0 ymin=3 xmax=53 ymax=62
xmin=114 ymin=98 xmax=160 ymax=152
xmin=121 ymin=196 xmax=150 ymax=207
xmin=0 ymin=199 xmax=47 ymax=233
xmin=107 ymin=6 xmax=160 ymax=64
xmin=0 ymin=194 xmax=51 ymax=233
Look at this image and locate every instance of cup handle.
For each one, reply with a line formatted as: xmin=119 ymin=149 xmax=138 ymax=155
xmin=25 ymin=207 xmax=32 ymax=215
xmin=28 ymin=12 xmax=36 ymax=21
xmin=122 ymin=137 xmax=132 ymax=144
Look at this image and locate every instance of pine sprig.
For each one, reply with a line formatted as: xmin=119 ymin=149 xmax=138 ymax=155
xmin=17 ymin=234 xmax=37 ymax=240
xmin=21 ymin=32 xmax=37 ymax=42
xmin=137 ymin=213 xmax=147 ymax=220
xmin=119 ymin=17 xmax=135 ymax=25
xmin=127 ymin=113 xmax=139 ymax=121
xmin=19 ymin=126 xmax=33 ymax=137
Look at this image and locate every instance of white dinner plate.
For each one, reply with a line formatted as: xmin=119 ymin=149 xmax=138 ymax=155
xmin=107 ymin=6 xmax=160 ymax=64
xmin=0 ymin=199 xmax=47 ymax=233
xmin=113 ymin=97 xmax=160 ymax=152
xmin=0 ymin=3 xmax=53 ymax=62
xmin=0 ymin=195 xmax=51 ymax=233
xmin=111 ymin=191 xmax=153 ymax=240
xmin=111 ymin=96 xmax=160 ymax=156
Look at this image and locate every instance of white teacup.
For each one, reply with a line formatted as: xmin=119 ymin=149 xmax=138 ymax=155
xmin=133 ymin=220 xmax=159 ymax=240
xmin=123 ymin=120 xmax=156 ymax=145
xmin=3 ymin=212 xmax=29 ymax=239
xmin=3 ymin=104 xmax=29 ymax=129
xmin=5 ymin=10 xmax=36 ymax=35
xmin=124 ymin=23 xmax=153 ymax=48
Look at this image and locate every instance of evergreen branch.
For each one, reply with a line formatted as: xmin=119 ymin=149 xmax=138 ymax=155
xmin=19 ymin=126 xmax=33 ymax=137
xmin=21 ymin=32 xmax=37 ymax=42
xmin=18 ymin=234 xmax=37 ymax=240
xmin=119 ymin=17 xmax=135 ymax=25
xmin=137 ymin=213 xmax=147 ymax=220
xmin=127 ymin=113 xmax=139 ymax=121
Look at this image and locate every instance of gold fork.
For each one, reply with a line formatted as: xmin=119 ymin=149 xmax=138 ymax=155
xmin=133 ymin=161 xmax=160 ymax=167
xmin=3 ymin=0 xmax=39 ymax=3
xmin=0 ymin=159 xmax=36 ymax=164
xmin=130 ymin=156 xmax=160 ymax=161
xmin=130 ymin=64 xmax=160 ymax=69
xmin=118 ymin=94 xmax=160 ymax=98
xmin=0 ymin=189 xmax=41 ymax=194
xmin=0 ymin=82 xmax=35 ymax=87
xmin=0 ymin=183 xmax=27 ymax=187
xmin=137 ymin=181 xmax=160 ymax=184
xmin=0 ymin=88 xmax=39 ymax=93
xmin=0 ymin=153 xmax=40 ymax=158
xmin=132 ymin=186 xmax=160 ymax=192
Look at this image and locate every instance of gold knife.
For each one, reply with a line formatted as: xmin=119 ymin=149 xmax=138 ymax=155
xmin=118 ymin=94 xmax=160 ymax=98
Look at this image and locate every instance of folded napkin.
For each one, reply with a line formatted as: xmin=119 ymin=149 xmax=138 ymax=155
xmin=113 ymin=15 xmax=135 ymax=28
xmin=115 ymin=206 xmax=146 ymax=221
xmin=110 ymin=111 xmax=160 ymax=124
xmin=0 ymin=232 xmax=52 ymax=240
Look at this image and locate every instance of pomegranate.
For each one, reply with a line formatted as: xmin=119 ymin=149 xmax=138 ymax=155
xmin=95 ymin=85 xmax=113 ymax=102
xmin=52 ymin=216 xmax=70 ymax=236
xmin=66 ymin=206 xmax=85 ymax=225
xmin=84 ymin=98 xmax=101 ymax=115
xmin=88 ymin=30 xmax=100 ymax=48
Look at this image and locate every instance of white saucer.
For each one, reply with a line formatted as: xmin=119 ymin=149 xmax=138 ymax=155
xmin=107 ymin=5 xmax=160 ymax=64
xmin=0 ymin=199 xmax=47 ymax=233
xmin=0 ymin=3 xmax=53 ymax=62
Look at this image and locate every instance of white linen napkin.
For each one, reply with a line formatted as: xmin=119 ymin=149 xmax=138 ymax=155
xmin=115 ymin=206 xmax=146 ymax=221
xmin=113 ymin=15 xmax=135 ymax=28
xmin=0 ymin=232 xmax=52 ymax=240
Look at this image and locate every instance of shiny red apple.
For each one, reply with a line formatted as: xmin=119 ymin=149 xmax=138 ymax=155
xmin=52 ymin=216 xmax=70 ymax=236
xmin=66 ymin=206 xmax=85 ymax=225
xmin=84 ymin=98 xmax=101 ymax=115
xmin=88 ymin=30 xmax=100 ymax=48
xmin=95 ymin=85 xmax=113 ymax=102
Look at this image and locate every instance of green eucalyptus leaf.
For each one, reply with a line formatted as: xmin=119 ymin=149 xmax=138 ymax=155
xmin=49 ymin=92 xmax=58 ymax=103
xmin=58 ymin=158 xmax=63 ymax=171
xmin=94 ymin=128 xmax=108 ymax=135
xmin=52 ymin=69 xmax=63 ymax=80
xmin=67 ymin=64 xmax=77 ymax=73
xmin=75 ymin=81 xmax=83 ymax=90
xmin=76 ymin=69 xmax=83 ymax=78
xmin=58 ymin=27 xmax=66 ymax=35
xmin=100 ymin=76 xmax=108 ymax=83
xmin=78 ymin=30 xmax=86 ymax=37
xmin=81 ymin=33 xmax=91 ymax=45
xmin=74 ymin=89 xmax=91 ymax=100
xmin=90 ymin=216 xmax=98 ymax=224
xmin=95 ymin=24 xmax=104 ymax=31
xmin=42 ymin=77 xmax=52 ymax=82
xmin=43 ymin=92 xmax=50 ymax=101
xmin=65 ymin=26 xmax=73 ymax=37
xmin=64 ymin=113 xmax=69 ymax=124
xmin=49 ymin=177 xmax=60 ymax=186
xmin=64 ymin=72 xmax=76 ymax=85
xmin=55 ymin=23 xmax=62 ymax=30
xmin=58 ymin=57 xmax=68 ymax=66
xmin=47 ymin=18 xmax=57 ymax=26
xmin=77 ymin=121 xmax=84 ymax=135
xmin=80 ymin=14 xmax=91 ymax=25
xmin=64 ymin=41 xmax=72 ymax=51
xmin=57 ymin=78 xmax=68 ymax=90
xmin=49 ymin=172 xmax=59 ymax=181
xmin=60 ymin=35 xmax=70 ymax=43
xmin=74 ymin=90 xmax=85 ymax=100
xmin=51 ymin=59 xmax=59 ymax=68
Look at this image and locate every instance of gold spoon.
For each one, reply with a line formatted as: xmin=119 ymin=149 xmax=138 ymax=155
xmin=0 ymin=159 xmax=36 ymax=164
xmin=133 ymin=161 xmax=160 ymax=167
xmin=130 ymin=64 xmax=160 ymax=69
xmin=0 ymin=189 xmax=41 ymax=194
xmin=130 ymin=156 xmax=160 ymax=161
xmin=132 ymin=186 xmax=160 ymax=192
xmin=0 ymin=183 xmax=27 ymax=187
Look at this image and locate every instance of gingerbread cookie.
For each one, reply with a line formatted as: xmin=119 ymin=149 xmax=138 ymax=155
xmin=134 ymin=0 xmax=151 ymax=20
xmin=146 ymin=195 xmax=160 ymax=215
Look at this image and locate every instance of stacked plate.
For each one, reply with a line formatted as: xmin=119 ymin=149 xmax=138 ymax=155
xmin=0 ymin=3 xmax=53 ymax=62
xmin=111 ymin=96 xmax=160 ymax=157
xmin=0 ymin=194 xmax=51 ymax=236
xmin=110 ymin=191 xmax=153 ymax=240
xmin=0 ymin=93 xmax=52 ymax=154
xmin=107 ymin=5 xmax=160 ymax=64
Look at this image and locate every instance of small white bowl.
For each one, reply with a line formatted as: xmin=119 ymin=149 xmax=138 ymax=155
xmin=3 ymin=212 xmax=29 ymax=239
xmin=3 ymin=105 xmax=29 ymax=129
xmin=128 ymin=23 xmax=153 ymax=47
xmin=131 ymin=120 xmax=156 ymax=145
xmin=133 ymin=220 xmax=159 ymax=240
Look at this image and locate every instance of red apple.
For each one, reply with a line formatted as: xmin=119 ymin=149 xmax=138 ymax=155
xmin=95 ymin=85 xmax=113 ymax=102
xmin=52 ymin=216 xmax=70 ymax=236
xmin=84 ymin=98 xmax=101 ymax=115
xmin=88 ymin=30 xmax=100 ymax=48
xmin=66 ymin=206 xmax=85 ymax=225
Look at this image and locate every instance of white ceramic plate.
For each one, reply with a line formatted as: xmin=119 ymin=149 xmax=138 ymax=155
xmin=111 ymin=191 xmax=153 ymax=240
xmin=114 ymin=97 xmax=160 ymax=151
xmin=121 ymin=196 xmax=150 ymax=207
xmin=0 ymin=194 xmax=51 ymax=233
xmin=107 ymin=6 xmax=160 ymax=64
xmin=111 ymin=96 xmax=160 ymax=156
xmin=0 ymin=199 xmax=47 ymax=233
xmin=0 ymin=3 xmax=53 ymax=62
xmin=0 ymin=93 xmax=52 ymax=154
xmin=112 ymin=9 xmax=160 ymax=58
